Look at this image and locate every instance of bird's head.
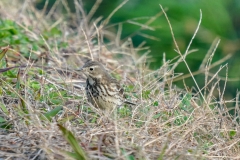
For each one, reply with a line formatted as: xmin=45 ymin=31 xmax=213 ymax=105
xmin=78 ymin=60 xmax=107 ymax=79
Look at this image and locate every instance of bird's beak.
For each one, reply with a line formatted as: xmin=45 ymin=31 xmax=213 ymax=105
xmin=77 ymin=67 xmax=83 ymax=72
xmin=77 ymin=67 xmax=88 ymax=75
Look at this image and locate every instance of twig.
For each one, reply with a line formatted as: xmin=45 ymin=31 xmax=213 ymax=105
xmin=159 ymin=5 xmax=207 ymax=105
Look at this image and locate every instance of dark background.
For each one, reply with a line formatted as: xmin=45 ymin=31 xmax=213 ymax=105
xmin=36 ymin=0 xmax=240 ymax=102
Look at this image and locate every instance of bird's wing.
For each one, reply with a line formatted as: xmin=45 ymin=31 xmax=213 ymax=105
xmin=109 ymin=77 xmax=136 ymax=105
xmin=108 ymin=77 xmax=124 ymax=94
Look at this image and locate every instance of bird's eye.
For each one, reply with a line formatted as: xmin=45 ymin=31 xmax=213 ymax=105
xmin=89 ymin=67 xmax=93 ymax=71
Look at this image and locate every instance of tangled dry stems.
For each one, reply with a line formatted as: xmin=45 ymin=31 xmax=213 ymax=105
xmin=0 ymin=0 xmax=239 ymax=159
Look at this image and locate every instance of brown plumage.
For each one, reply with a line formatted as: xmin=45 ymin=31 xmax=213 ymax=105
xmin=79 ymin=60 xmax=134 ymax=111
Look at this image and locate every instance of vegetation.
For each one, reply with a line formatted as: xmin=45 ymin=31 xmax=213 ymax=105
xmin=36 ymin=0 xmax=240 ymax=100
xmin=0 ymin=0 xmax=239 ymax=159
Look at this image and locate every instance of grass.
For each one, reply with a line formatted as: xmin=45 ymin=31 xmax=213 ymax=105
xmin=0 ymin=0 xmax=239 ymax=159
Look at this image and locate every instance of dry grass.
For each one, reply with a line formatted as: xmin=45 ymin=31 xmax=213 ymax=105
xmin=0 ymin=0 xmax=239 ymax=160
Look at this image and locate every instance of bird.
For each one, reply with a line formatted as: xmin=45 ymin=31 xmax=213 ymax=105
xmin=79 ymin=60 xmax=135 ymax=111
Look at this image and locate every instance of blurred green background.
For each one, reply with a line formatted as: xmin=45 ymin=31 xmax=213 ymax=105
xmin=36 ymin=0 xmax=240 ymax=101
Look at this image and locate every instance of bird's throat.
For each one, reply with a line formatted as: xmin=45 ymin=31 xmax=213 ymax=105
xmin=88 ymin=77 xmax=95 ymax=85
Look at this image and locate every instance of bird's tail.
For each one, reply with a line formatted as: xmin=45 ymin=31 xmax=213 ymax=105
xmin=124 ymin=100 xmax=136 ymax=105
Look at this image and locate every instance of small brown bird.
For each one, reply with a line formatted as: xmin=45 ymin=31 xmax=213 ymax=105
xmin=79 ymin=60 xmax=134 ymax=111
